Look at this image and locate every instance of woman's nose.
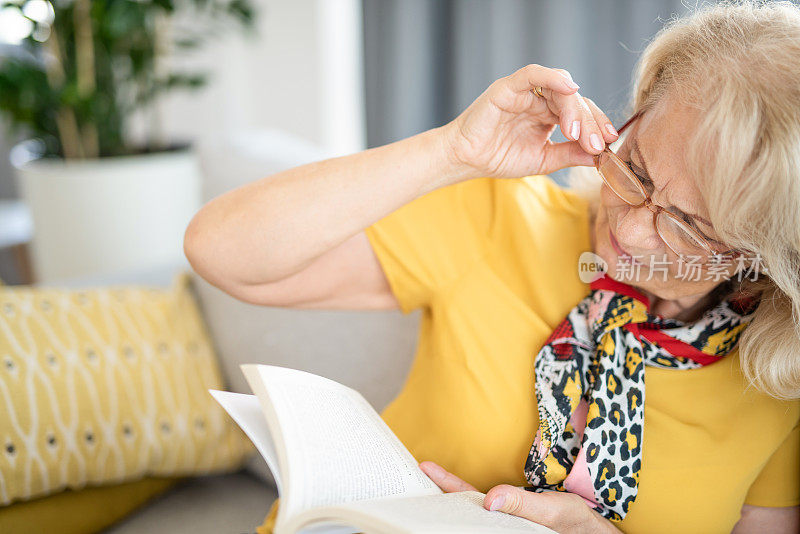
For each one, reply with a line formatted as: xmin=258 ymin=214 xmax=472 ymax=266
xmin=614 ymin=205 xmax=662 ymax=252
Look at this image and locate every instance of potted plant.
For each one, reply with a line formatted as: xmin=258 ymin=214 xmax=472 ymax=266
xmin=0 ymin=0 xmax=254 ymax=282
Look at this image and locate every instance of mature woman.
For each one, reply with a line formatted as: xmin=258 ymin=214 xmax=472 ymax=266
xmin=185 ymin=2 xmax=800 ymax=533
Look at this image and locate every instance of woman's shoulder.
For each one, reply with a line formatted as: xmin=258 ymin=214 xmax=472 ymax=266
xmin=447 ymin=174 xmax=591 ymax=235
xmin=648 ymin=347 xmax=800 ymax=427
xmin=452 ymin=173 xmax=588 ymax=208
xmin=515 ymin=174 xmax=591 ymax=215
xmin=446 ymin=175 xmax=593 ymax=295
xmin=490 ymin=175 xmax=591 ymax=246
xmin=370 ymin=173 xmax=593 ymax=286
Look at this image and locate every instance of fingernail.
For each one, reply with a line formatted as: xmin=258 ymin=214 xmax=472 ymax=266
xmin=570 ymin=120 xmax=580 ymax=141
xmin=563 ymin=78 xmax=579 ymax=90
xmin=605 ymin=124 xmax=618 ymax=136
xmin=591 ymin=133 xmax=603 ymax=151
xmin=489 ymin=494 xmax=506 ymax=511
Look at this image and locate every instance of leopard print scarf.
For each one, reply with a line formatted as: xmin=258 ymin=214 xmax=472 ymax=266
xmin=523 ymin=275 xmax=756 ymax=522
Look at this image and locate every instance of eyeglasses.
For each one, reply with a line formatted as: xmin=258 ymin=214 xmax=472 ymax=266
xmin=594 ymin=111 xmax=738 ymax=264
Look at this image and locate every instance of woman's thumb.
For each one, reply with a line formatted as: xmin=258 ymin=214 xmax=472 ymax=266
xmin=540 ymin=140 xmax=595 ymax=175
xmin=485 ymin=485 xmax=537 ymax=516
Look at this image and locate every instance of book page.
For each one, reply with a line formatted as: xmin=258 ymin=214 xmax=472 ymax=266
xmin=242 ymin=364 xmax=440 ymax=519
xmin=288 ymin=491 xmax=558 ymax=534
xmin=208 ymin=390 xmax=284 ymax=493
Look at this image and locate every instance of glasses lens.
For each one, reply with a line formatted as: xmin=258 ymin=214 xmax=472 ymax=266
xmin=597 ymin=151 xmax=647 ymax=205
xmin=655 ymin=212 xmax=711 ymax=260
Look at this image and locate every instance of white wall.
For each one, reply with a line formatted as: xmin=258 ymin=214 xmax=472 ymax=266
xmin=132 ymin=0 xmax=366 ymax=157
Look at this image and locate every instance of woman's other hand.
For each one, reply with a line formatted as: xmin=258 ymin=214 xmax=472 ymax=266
xmin=442 ymin=64 xmax=619 ymax=180
xmin=419 ymin=461 xmax=623 ymax=534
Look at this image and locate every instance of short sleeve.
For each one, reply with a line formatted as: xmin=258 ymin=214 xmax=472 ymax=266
xmin=363 ymin=177 xmax=496 ymax=314
xmin=744 ymin=420 xmax=800 ymax=507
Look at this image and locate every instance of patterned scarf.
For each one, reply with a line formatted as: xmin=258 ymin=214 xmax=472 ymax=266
xmin=523 ymin=275 xmax=756 ymax=522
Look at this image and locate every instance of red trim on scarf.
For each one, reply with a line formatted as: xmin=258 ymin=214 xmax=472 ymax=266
xmin=593 ymin=276 xmax=725 ymax=366
xmin=590 ymin=276 xmax=650 ymax=306
xmin=631 ymin=325 xmax=723 ymax=366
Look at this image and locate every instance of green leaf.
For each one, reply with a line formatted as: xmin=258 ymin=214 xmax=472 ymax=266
xmin=0 ymin=0 xmax=258 ymax=157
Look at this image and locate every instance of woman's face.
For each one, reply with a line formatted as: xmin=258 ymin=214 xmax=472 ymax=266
xmin=592 ymin=97 xmax=736 ymax=302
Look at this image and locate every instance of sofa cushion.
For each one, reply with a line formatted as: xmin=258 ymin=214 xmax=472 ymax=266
xmin=0 ymin=269 xmax=252 ymax=507
xmin=105 ymin=471 xmax=276 ymax=534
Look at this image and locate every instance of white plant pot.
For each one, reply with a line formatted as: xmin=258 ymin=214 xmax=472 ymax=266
xmin=12 ymin=143 xmax=201 ymax=283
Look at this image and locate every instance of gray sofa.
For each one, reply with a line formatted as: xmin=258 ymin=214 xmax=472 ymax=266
xmin=38 ymin=129 xmax=424 ymax=533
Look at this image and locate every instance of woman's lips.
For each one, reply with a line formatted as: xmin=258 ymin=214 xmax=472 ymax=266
xmin=608 ymin=228 xmax=640 ymax=264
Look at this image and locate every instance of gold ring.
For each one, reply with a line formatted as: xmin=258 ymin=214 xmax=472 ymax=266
xmin=532 ymin=86 xmax=545 ymax=98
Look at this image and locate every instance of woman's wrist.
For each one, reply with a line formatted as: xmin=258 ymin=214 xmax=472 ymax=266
xmin=420 ymin=122 xmax=482 ymax=192
xmin=590 ymin=510 xmax=624 ymax=533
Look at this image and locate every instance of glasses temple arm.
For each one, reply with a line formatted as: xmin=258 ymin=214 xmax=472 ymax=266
xmin=616 ymin=110 xmax=643 ymax=136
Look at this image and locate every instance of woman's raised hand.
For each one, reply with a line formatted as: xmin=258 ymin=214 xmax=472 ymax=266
xmin=442 ymin=64 xmax=620 ymax=180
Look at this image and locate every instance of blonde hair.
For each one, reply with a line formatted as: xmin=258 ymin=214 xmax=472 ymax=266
xmin=568 ymin=0 xmax=800 ymax=400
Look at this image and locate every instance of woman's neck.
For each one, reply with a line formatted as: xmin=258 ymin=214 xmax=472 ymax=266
xmin=637 ymin=287 xmax=717 ymax=322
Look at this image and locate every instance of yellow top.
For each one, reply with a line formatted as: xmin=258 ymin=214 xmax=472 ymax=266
xmin=362 ymin=175 xmax=800 ymax=534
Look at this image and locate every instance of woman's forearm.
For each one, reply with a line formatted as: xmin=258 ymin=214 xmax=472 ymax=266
xmin=185 ymin=64 xmax=610 ymax=291
xmin=184 ymin=124 xmax=472 ymax=289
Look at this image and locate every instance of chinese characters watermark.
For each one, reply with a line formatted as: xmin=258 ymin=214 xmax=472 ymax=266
xmin=578 ymin=252 xmax=768 ymax=283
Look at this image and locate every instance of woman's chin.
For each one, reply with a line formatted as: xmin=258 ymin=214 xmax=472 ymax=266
xmin=596 ymin=247 xmax=659 ymax=296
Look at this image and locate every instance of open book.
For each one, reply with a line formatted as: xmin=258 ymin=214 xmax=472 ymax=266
xmin=209 ymin=364 xmax=556 ymax=534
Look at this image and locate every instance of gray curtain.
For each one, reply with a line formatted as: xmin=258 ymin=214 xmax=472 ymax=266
xmin=362 ymin=0 xmax=718 ymax=182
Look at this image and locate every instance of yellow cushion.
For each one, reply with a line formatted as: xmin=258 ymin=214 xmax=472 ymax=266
xmin=0 ymin=476 xmax=181 ymax=534
xmin=0 ymin=270 xmax=253 ymax=506
xmin=257 ymin=499 xmax=280 ymax=534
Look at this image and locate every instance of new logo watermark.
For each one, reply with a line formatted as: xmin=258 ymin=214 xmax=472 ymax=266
xmin=578 ymin=252 xmax=608 ymax=283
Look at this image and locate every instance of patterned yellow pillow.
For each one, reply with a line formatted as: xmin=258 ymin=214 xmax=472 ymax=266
xmin=0 ymin=270 xmax=253 ymax=505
